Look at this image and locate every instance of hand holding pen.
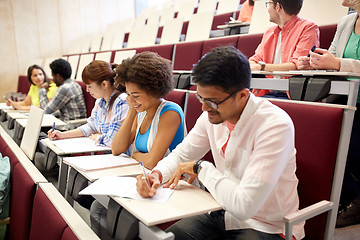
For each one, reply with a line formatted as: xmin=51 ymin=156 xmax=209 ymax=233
xmin=136 ymin=162 xmax=161 ymax=198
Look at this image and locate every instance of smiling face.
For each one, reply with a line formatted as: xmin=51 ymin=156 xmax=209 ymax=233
xmin=125 ymin=81 xmax=160 ymax=113
xmin=196 ymin=84 xmax=249 ymax=125
xmin=31 ymin=68 xmax=45 ymax=87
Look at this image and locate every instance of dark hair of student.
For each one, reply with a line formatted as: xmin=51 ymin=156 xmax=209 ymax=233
xmin=49 ymin=58 xmax=72 ymax=80
xmin=114 ymin=51 xmax=173 ymax=98
xmin=249 ymin=0 xmax=255 ymax=6
xmin=192 ymin=46 xmax=251 ymax=94
xmin=82 ymin=60 xmax=126 ymax=111
xmin=272 ymin=0 xmax=303 ymax=15
xmin=27 ymin=65 xmax=49 ymax=86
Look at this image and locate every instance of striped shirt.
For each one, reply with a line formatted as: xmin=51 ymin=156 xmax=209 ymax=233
xmin=39 ymin=79 xmax=86 ymax=121
xmin=79 ymin=91 xmax=128 ymax=147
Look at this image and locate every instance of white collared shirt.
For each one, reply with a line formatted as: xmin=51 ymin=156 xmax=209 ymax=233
xmin=154 ymin=93 xmax=305 ymax=240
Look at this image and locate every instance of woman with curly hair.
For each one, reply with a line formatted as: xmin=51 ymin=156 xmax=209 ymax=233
xmin=112 ymin=51 xmax=185 ymax=169
xmin=6 ymin=65 xmax=57 ymax=110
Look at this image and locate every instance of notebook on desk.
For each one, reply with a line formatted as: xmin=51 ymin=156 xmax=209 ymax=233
xmin=63 ymin=153 xmax=139 ymax=171
xmin=20 ymin=105 xmax=44 ymax=160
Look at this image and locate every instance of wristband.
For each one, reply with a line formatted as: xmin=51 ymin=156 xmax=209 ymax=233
xmin=193 ymin=160 xmax=203 ymax=174
xmin=151 ymin=170 xmax=163 ymax=183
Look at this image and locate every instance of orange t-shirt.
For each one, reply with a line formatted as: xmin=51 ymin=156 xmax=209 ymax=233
xmin=238 ymin=0 xmax=254 ymax=23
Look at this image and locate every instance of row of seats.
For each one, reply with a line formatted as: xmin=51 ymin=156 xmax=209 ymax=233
xmin=0 ymin=128 xmax=99 ymax=239
xmin=60 ymin=23 xmax=336 ymax=81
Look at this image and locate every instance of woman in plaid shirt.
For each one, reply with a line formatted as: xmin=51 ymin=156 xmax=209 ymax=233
xmin=48 ymin=60 xmax=129 ymax=147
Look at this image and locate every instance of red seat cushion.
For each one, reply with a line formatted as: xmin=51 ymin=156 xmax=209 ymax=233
xmin=76 ymin=81 xmax=96 ymax=118
xmin=17 ymin=75 xmax=31 ymax=94
xmin=165 ymin=90 xmax=186 ymax=110
xmin=173 ymin=41 xmax=204 ymax=71
xmin=237 ymin=33 xmax=263 ymax=58
xmin=202 ymin=36 xmax=239 ymax=56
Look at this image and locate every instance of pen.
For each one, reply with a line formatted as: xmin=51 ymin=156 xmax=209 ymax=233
xmin=52 ymin=122 xmax=55 ymax=132
xmin=139 ymin=162 xmax=151 ymax=187
xmin=307 ymin=45 xmax=316 ymax=57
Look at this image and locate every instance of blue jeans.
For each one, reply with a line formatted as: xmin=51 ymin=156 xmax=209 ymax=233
xmin=166 ymin=210 xmax=284 ymax=240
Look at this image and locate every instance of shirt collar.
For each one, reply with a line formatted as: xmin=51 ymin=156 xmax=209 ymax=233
xmin=274 ymin=15 xmax=300 ymax=34
xmin=99 ymin=90 xmax=120 ymax=109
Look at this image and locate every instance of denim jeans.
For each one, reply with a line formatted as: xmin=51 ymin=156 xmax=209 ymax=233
xmin=166 ymin=210 xmax=284 ymax=240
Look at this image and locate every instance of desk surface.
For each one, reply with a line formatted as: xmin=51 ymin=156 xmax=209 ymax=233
xmin=252 ymin=70 xmax=360 ymax=78
xmin=217 ymin=22 xmax=250 ymax=29
xmin=112 ymin=181 xmax=222 ymax=226
xmin=41 ymin=138 xmax=111 ymax=155
xmin=16 ymin=114 xmax=67 ymax=128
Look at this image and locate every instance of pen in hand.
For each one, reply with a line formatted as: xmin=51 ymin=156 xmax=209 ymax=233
xmin=140 ymin=162 xmax=151 ymax=188
xmin=307 ymin=45 xmax=316 ymax=57
xmin=50 ymin=122 xmax=55 ymax=140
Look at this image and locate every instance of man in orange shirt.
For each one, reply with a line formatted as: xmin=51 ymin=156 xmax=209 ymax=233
xmin=238 ymin=0 xmax=254 ymax=23
xmin=249 ymin=0 xmax=319 ymax=72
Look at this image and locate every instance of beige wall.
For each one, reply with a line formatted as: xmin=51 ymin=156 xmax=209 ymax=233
xmin=0 ymin=0 xmax=135 ymax=102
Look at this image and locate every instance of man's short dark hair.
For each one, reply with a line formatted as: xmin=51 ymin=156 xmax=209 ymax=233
xmin=192 ymin=46 xmax=251 ymax=94
xmin=50 ymin=59 xmax=72 ymax=80
xmin=273 ymin=0 xmax=303 ymax=15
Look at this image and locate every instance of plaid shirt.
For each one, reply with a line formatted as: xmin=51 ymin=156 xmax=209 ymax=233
xmin=79 ymin=91 xmax=128 ymax=147
xmin=39 ymin=79 xmax=86 ymax=121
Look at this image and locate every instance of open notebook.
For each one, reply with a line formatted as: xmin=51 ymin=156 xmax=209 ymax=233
xmin=79 ymin=176 xmax=174 ymax=203
xmin=63 ymin=153 xmax=139 ymax=171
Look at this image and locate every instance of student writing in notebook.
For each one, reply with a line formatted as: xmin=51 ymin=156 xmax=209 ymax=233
xmin=298 ymin=0 xmax=360 ymax=228
xmin=111 ymin=51 xmax=185 ymax=169
xmin=136 ymin=46 xmax=304 ymax=240
xmin=47 ymin=60 xmax=129 ymax=147
xmin=6 ymin=65 xmax=58 ymax=110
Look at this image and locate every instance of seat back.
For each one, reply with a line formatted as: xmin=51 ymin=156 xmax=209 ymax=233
xmin=319 ymin=24 xmax=337 ymax=49
xmin=9 ymin=163 xmax=37 ymax=240
xmin=202 ymin=35 xmax=239 ymax=55
xmin=173 ymin=41 xmax=203 ymax=70
xmin=17 ymin=75 xmax=31 ymax=95
xmin=237 ymin=33 xmax=263 ymax=58
xmin=271 ymin=100 xmax=343 ymax=240
xmin=76 ymin=81 xmax=96 ymax=118
xmin=164 ymin=90 xmax=187 ymax=110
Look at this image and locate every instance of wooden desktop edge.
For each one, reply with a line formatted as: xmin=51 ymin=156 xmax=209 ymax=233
xmin=111 ymin=180 xmax=222 ymax=227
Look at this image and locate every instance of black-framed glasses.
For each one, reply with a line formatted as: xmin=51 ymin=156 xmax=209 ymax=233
xmin=265 ymin=1 xmax=274 ymax=9
xmin=195 ymin=91 xmax=238 ymax=110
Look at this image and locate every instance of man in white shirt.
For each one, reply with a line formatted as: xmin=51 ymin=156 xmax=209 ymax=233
xmin=136 ymin=46 xmax=305 ymax=240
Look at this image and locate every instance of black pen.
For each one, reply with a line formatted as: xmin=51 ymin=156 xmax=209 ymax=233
xmin=307 ymin=45 xmax=316 ymax=57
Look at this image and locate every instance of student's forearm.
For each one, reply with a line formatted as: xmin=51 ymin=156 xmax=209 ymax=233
xmin=112 ymin=109 xmax=137 ymax=155
xmin=262 ymin=62 xmax=297 ymax=72
xmin=62 ymin=128 xmax=85 ymax=139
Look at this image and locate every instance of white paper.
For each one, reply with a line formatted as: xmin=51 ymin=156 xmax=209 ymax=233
xmin=51 ymin=137 xmax=111 ymax=153
xmin=63 ymin=154 xmax=139 ymax=171
xmin=79 ymin=176 xmax=174 ymax=203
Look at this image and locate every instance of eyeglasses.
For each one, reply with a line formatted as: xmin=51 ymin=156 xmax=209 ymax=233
xmin=265 ymin=1 xmax=274 ymax=9
xmin=195 ymin=91 xmax=237 ymax=110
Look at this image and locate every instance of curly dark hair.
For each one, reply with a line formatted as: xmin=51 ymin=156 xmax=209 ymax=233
xmin=49 ymin=58 xmax=72 ymax=80
xmin=27 ymin=65 xmax=49 ymax=86
xmin=114 ymin=51 xmax=173 ymax=98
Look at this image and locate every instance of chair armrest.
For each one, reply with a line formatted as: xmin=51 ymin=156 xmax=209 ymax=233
xmin=283 ymin=200 xmax=334 ymax=240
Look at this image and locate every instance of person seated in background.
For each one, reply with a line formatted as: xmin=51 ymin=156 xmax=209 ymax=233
xmin=249 ymin=0 xmax=319 ymax=98
xmin=47 ymin=60 xmax=129 ymax=147
xmin=111 ymin=51 xmax=185 ymax=169
xmin=298 ymin=0 xmax=360 ymax=228
xmin=39 ymin=58 xmax=86 ymax=121
xmin=90 ymin=52 xmax=185 ymax=237
xmin=238 ymin=0 xmax=254 ymax=23
xmin=6 ymin=65 xmax=57 ymax=110
xmin=136 ymin=46 xmax=304 ymax=240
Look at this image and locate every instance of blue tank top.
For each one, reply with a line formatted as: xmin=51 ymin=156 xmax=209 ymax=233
xmin=135 ymin=102 xmax=185 ymax=153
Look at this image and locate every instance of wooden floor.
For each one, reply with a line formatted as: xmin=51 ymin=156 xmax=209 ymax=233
xmin=334 ymin=224 xmax=360 ymax=239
